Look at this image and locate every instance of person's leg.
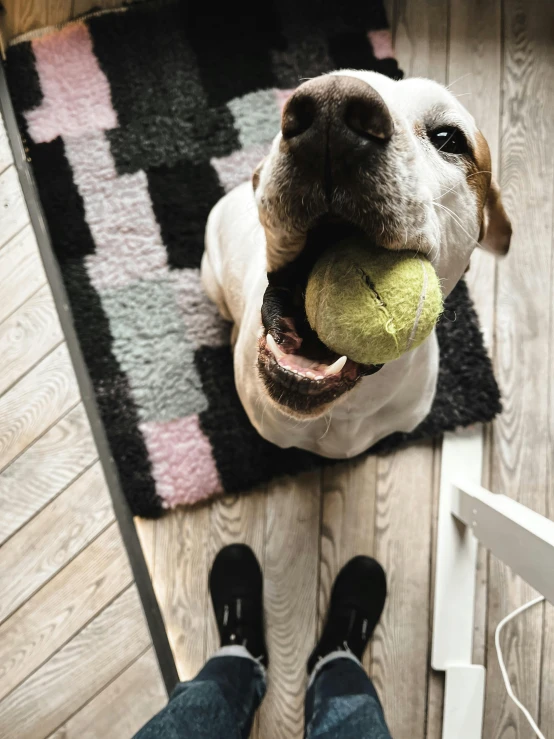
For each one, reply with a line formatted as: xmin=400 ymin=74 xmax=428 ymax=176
xmin=135 ymin=646 xmax=265 ymax=739
xmin=134 ymin=544 xmax=268 ymax=739
xmin=304 ymin=557 xmax=392 ymax=739
xmin=305 ymin=655 xmax=391 ymax=739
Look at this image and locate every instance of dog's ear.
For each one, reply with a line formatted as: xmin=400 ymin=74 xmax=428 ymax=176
xmin=479 ymin=178 xmax=512 ymax=256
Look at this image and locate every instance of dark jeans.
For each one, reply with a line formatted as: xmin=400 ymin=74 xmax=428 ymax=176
xmin=135 ymin=650 xmax=392 ymax=739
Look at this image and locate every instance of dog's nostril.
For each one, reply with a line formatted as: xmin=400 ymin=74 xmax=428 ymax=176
xmin=344 ymin=96 xmax=394 ymax=142
xmin=281 ymin=77 xmax=394 ymax=151
xmin=282 ymin=95 xmax=317 ymax=139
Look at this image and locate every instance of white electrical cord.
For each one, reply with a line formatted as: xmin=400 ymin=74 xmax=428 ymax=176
xmin=495 ymin=595 xmax=546 ymax=739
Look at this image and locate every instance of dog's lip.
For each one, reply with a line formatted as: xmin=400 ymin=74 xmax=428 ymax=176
xmin=259 ymin=331 xmax=362 ymax=397
xmin=266 ymin=333 xmax=348 ymax=380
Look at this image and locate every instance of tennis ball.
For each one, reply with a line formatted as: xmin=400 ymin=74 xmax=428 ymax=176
xmin=305 ymin=237 xmax=443 ymax=365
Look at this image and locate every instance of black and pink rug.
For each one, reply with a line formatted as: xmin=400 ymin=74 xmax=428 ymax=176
xmin=5 ymin=1 xmax=501 ymax=518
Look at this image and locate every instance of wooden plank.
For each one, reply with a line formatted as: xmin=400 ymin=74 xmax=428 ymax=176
xmin=48 ymin=647 xmax=166 ymax=739
xmin=0 ymin=224 xmax=46 ymax=324
xmin=0 ymin=117 xmax=13 ymax=174
xmin=0 ymin=0 xmax=74 ymax=41
xmin=258 ymin=472 xmax=321 ymax=739
xmin=486 ymin=0 xmax=554 ymax=736
xmin=383 ymin=0 xmax=395 ymax=42
xmin=435 ymin=4 xmax=503 ymax=737
xmin=0 ymin=166 xmax=28 ymax=246
xmin=541 ymin=584 xmax=554 ymax=729
xmin=425 ymin=445 xmax=444 ymax=739
xmin=202 ymin=491 xmax=268 ymax=739
xmin=151 ymin=505 xmax=211 ymax=681
xmin=472 ymin=424 xmax=493 ymax=669
xmin=542 ymin=166 xmax=554 ymax=739
xmin=0 ymin=342 xmax=80 ymax=472
xmin=0 ymin=284 xmax=64 ymax=396
xmin=371 ymin=443 xmax=436 ymax=739
xmin=394 ymin=0 xmax=448 ymax=79
xmin=448 ymin=0 xmax=501 ymax=351
xmin=0 ymin=0 xmax=136 ymax=41
xmin=204 ymin=491 xmax=267 ymax=658
xmin=320 ymin=457 xmax=377 ymax=675
xmin=0 ymin=461 xmax=114 ymax=623
xmin=0 ymin=523 xmax=132 ymax=700
xmin=145 ymin=490 xmax=267 ymax=738
xmin=0 ymin=403 xmax=98 ymax=545
xmin=0 ymin=586 xmax=151 ymax=739
xmin=374 ymin=2 xmax=447 ymax=738
xmin=134 ymin=517 xmax=156 ymax=580
xmin=73 ymin=0 xmax=129 ymax=17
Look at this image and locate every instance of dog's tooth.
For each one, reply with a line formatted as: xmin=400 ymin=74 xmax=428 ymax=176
xmin=306 ymin=370 xmax=316 ymax=379
xmin=325 ymin=355 xmax=347 ymax=376
xmin=315 ymin=375 xmax=324 ymax=381
xmin=267 ymin=333 xmax=285 ymax=359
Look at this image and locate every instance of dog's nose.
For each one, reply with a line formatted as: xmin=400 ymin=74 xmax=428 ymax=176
xmin=282 ymin=75 xmax=394 ymax=156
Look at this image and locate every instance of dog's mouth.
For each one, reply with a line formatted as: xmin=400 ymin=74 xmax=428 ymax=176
xmin=257 ymin=216 xmax=383 ymax=416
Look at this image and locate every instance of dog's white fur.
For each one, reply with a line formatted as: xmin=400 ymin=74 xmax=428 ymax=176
xmin=202 ymin=71 xmax=510 ymax=458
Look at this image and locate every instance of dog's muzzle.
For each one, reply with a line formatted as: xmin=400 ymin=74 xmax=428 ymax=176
xmin=257 ymin=76 xmax=396 ymax=417
xmin=281 ymin=75 xmax=394 ymax=190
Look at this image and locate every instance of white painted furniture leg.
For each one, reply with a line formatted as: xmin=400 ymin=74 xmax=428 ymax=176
xmin=432 ymin=427 xmax=483 ymax=671
xmin=452 ymin=479 xmax=554 ymax=605
xmin=433 ymin=427 xmax=485 ymax=738
xmin=442 ymin=666 xmax=485 ymax=739
xmin=433 ymin=427 xmax=554 ymax=739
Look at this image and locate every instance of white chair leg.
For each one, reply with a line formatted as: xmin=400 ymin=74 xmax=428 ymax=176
xmin=432 ymin=427 xmax=483 ymax=671
xmin=433 ymin=427 xmax=554 ymax=738
xmin=442 ymin=666 xmax=485 ymax=739
xmin=432 ymin=428 xmax=484 ymax=739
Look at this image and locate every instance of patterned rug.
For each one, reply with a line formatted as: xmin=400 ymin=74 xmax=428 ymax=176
xmin=5 ymin=0 xmax=501 ymax=518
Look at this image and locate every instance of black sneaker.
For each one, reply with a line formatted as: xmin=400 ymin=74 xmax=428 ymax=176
xmin=308 ymin=556 xmax=386 ymax=674
xmin=209 ymin=544 xmax=268 ymax=667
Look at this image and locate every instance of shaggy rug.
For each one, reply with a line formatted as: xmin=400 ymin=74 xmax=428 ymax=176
xmin=5 ymin=0 xmax=501 ymax=518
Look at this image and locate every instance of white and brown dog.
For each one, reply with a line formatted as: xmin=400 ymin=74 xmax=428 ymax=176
xmin=202 ymin=71 xmax=511 ymax=458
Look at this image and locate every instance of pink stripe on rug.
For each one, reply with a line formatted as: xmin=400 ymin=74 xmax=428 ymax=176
xmin=64 ymin=133 xmax=168 ymax=290
xmin=140 ymin=415 xmax=223 ymax=508
xmin=26 ymin=23 xmax=117 ymax=144
xmin=367 ymin=29 xmax=394 ymax=60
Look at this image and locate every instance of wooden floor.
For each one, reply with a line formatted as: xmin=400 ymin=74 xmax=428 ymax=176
xmin=135 ymin=1 xmax=554 ymax=738
xmin=0 ymin=112 xmax=167 ymax=736
xmin=0 ymin=0 xmax=552 ymax=738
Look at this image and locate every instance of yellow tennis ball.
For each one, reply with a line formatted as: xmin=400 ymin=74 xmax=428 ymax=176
xmin=305 ymin=237 xmax=443 ymax=365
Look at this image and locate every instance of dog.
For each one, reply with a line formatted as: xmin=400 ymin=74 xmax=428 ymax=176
xmin=202 ymin=71 xmax=511 ymax=458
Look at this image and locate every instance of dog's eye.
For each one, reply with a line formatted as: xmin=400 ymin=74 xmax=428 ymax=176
xmin=428 ymin=126 xmax=469 ymax=155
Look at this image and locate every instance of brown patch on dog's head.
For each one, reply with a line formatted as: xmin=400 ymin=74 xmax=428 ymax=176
xmin=468 ymin=131 xmax=492 ymax=211
xmin=471 ymin=131 xmax=512 ymax=256
xmin=479 ymin=179 xmax=512 ymax=255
